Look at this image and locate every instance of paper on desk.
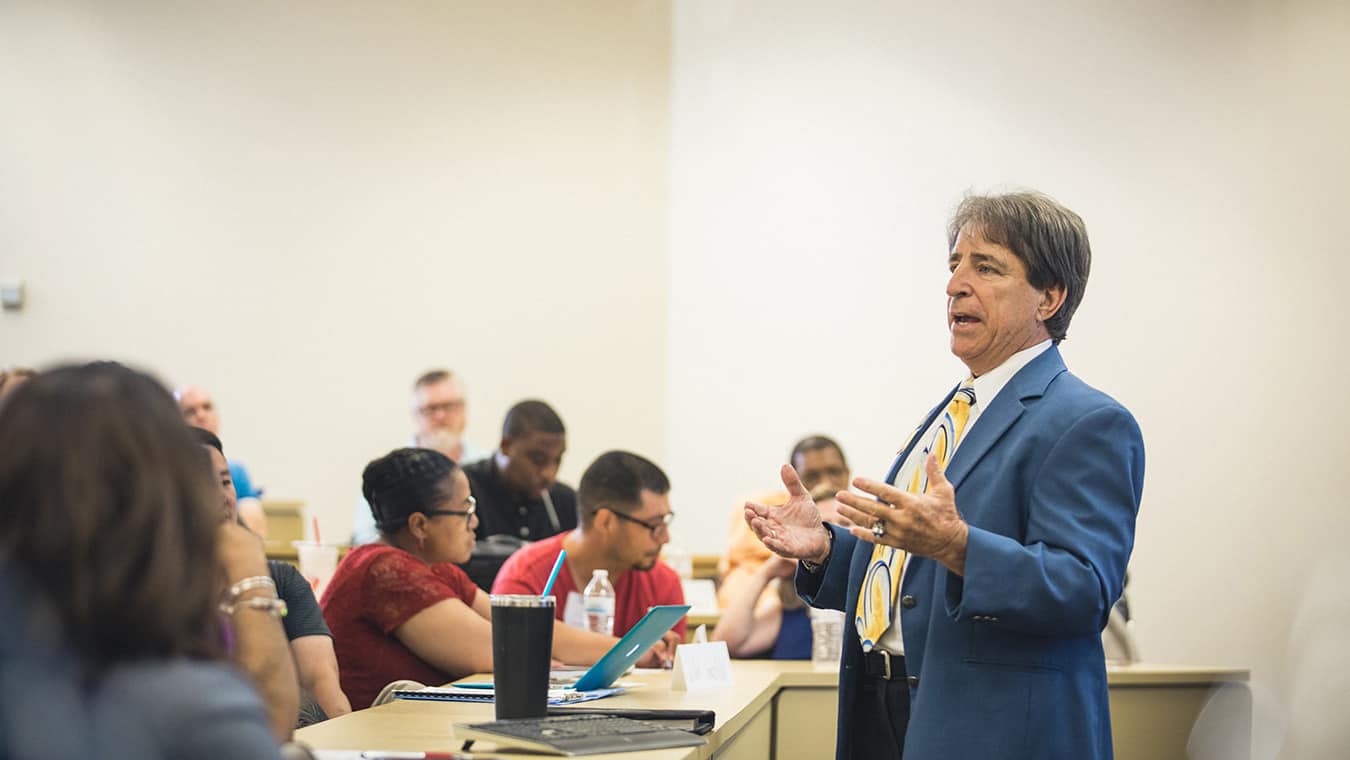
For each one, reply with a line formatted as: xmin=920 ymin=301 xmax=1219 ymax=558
xmin=394 ymin=684 xmax=629 ymax=704
xmin=670 ymin=639 xmax=732 ymax=691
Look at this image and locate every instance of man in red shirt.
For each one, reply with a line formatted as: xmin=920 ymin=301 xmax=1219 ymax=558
xmin=493 ymin=450 xmax=686 ymax=641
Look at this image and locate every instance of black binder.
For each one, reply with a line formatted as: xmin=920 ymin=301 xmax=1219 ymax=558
xmin=546 ymin=706 xmax=716 ymax=735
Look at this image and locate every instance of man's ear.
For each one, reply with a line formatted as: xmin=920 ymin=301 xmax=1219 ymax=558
xmin=499 ymin=435 xmax=514 ymax=456
xmin=590 ymin=507 xmax=613 ymax=533
xmin=1039 ymin=285 xmax=1067 ymax=323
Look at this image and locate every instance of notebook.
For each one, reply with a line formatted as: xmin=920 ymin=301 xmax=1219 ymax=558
xmin=393 ymin=684 xmax=626 ymax=705
xmin=395 ymin=604 xmax=691 ymax=702
xmin=455 ymin=713 xmax=707 ymax=756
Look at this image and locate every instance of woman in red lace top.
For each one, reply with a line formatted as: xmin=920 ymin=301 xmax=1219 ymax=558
xmin=321 ymin=447 xmax=623 ymax=709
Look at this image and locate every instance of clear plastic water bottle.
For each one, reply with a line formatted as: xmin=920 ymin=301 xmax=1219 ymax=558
xmin=582 ymin=569 xmax=615 ymax=636
xmin=662 ymin=539 xmax=692 ymax=579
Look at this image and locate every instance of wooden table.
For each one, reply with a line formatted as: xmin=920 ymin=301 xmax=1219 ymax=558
xmin=296 ymin=661 xmax=827 ymax=759
xmin=295 ymin=661 xmax=1248 ymax=759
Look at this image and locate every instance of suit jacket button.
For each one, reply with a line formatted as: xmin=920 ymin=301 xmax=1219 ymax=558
xmin=901 ymin=594 xmax=916 ymax=609
xmin=907 ymin=675 xmax=919 ymax=688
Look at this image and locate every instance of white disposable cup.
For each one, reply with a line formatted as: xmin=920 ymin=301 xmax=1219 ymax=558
xmin=809 ymin=608 xmax=846 ymax=666
xmin=292 ymin=541 xmax=339 ymax=597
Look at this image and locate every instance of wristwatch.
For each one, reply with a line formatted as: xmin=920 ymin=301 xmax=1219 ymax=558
xmin=799 ymin=523 xmax=834 ymax=574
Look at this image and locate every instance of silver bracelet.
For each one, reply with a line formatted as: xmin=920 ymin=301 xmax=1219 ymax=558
xmin=226 ymin=575 xmax=276 ymax=602
xmin=220 ymin=595 xmax=289 ymax=618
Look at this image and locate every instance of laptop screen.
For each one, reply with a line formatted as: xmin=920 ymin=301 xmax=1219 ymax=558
xmin=570 ymin=604 xmax=690 ymax=692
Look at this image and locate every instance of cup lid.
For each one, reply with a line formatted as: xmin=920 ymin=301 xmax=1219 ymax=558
xmin=490 ymin=594 xmax=556 ymax=608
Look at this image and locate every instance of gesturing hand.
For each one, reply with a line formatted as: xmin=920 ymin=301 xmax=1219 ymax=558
xmin=744 ymin=464 xmax=830 ymax=565
xmin=833 ymin=453 xmax=970 ymax=575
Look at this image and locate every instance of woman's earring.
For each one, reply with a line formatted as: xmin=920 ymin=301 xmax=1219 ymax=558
xmin=418 ymin=535 xmax=426 ymax=552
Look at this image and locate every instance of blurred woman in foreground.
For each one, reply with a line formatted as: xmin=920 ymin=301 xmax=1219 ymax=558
xmin=0 ymin=362 xmax=281 ymax=758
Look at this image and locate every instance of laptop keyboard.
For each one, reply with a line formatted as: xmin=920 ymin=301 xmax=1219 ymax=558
xmin=458 ymin=714 xmax=706 ymax=755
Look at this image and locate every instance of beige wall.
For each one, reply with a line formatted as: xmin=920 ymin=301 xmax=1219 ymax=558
xmin=0 ymin=0 xmax=672 ymax=541
xmin=666 ymin=1 xmax=1349 ymax=758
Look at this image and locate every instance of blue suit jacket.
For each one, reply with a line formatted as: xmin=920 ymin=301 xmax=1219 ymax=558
xmin=798 ymin=346 xmax=1144 ymax=760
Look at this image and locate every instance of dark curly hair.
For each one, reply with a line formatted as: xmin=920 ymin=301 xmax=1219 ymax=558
xmin=362 ymin=447 xmax=460 ymax=535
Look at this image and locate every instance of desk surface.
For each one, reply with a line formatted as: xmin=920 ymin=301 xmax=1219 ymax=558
xmin=296 ymin=661 xmax=831 ymax=759
xmin=295 ymin=661 xmax=1246 ymax=759
xmin=1106 ymin=663 xmax=1248 ymax=686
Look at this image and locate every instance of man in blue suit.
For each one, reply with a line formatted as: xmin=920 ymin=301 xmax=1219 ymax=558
xmin=746 ymin=190 xmax=1144 ymax=759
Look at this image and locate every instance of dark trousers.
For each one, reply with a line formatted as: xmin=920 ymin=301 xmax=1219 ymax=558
xmin=849 ymin=671 xmax=911 ymax=760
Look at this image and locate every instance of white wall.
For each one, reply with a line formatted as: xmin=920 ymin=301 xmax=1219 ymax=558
xmin=666 ymin=1 xmax=1349 ymax=757
xmin=0 ymin=0 xmax=672 ymax=543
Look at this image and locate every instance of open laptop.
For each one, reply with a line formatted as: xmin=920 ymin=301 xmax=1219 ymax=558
xmin=568 ymin=604 xmax=689 ymax=691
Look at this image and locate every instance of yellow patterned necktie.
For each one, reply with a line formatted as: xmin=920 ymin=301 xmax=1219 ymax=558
xmin=855 ymin=379 xmax=976 ymax=652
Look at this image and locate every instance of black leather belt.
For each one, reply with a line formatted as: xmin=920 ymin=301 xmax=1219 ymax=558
xmin=862 ymin=649 xmax=906 ymax=680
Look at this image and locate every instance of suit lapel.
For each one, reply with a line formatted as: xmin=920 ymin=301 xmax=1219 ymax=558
xmin=944 ymin=346 xmax=1067 ymax=490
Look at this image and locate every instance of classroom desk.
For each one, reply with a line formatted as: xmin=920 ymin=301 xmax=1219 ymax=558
xmin=295 ymin=661 xmax=1250 ymax=759
xmin=685 ymin=613 xmax=720 ymax=632
xmin=1108 ymin=664 xmax=1251 ymax=760
xmin=296 ymin=661 xmax=827 ymax=760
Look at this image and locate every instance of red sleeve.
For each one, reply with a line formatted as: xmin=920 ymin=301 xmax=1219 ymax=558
xmin=623 ymin=564 xmax=687 ymax=639
xmin=432 ymin=563 xmax=480 ymax=608
xmin=491 ymin=543 xmax=548 ymax=596
xmin=362 ymin=550 xmax=470 ymax=634
xmin=656 ymin=567 xmax=689 ymax=639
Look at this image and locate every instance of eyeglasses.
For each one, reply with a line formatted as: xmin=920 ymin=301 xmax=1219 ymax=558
xmin=425 ymin=494 xmax=477 ymax=520
xmin=600 ymin=506 xmax=674 ymax=537
xmin=417 ymin=400 xmax=465 ymax=417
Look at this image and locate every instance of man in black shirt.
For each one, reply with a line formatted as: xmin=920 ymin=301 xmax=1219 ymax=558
xmin=460 ymin=400 xmax=578 ymax=589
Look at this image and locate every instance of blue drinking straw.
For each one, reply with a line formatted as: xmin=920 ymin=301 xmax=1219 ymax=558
xmin=541 ymin=548 xmax=566 ymax=597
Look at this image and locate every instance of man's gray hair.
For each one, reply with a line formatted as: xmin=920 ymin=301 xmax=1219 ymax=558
xmin=947 ymin=190 xmax=1091 ymax=343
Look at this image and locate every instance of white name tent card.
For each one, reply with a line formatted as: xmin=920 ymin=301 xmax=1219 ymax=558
xmin=670 ymin=625 xmax=733 ymax=691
